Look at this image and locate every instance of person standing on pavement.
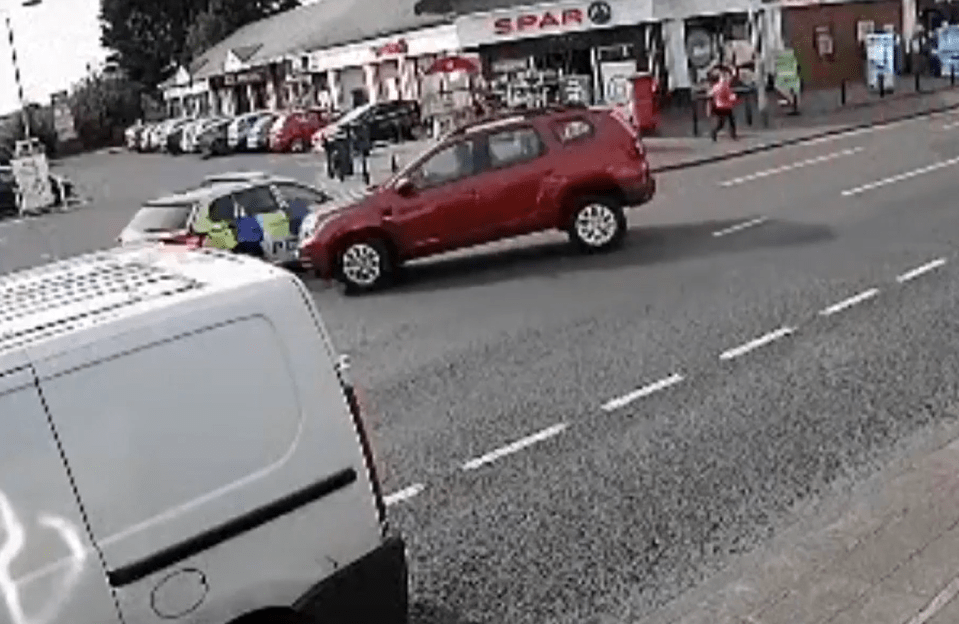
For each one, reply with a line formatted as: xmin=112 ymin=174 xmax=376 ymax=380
xmin=708 ymin=70 xmax=739 ymax=141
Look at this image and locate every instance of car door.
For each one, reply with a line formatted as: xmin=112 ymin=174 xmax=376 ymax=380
xmin=233 ymin=185 xmax=295 ymax=263
xmin=387 ymin=137 xmax=482 ymax=255
xmin=475 ymin=124 xmax=552 ymax=238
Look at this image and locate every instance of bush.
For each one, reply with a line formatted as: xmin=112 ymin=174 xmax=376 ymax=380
xmin=69 ymin=74 xmax=145 ymax=151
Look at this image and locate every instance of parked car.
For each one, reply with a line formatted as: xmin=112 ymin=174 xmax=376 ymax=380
xmin=198 ymin=118 xmax=232 ymax=158
xmin=312 ymin=100 xmax=420 ymax=150
xmin=165 ymin=118 xmax=196 ymax=154
xmin=298 ymin=104 xmax=657 ymax=293
xmin=124 ymin=123 xmax=143 ymax=150
xmin=227 ymin=111 xmax=272 ymax=151
xmin=244 ymin=112 xmax=280 ymax=152
xmin=119 ymin=174 xmax=334 ymax=269
xmin=0 ymin=245 xmax=408 ymax=624
xmin=136 ymin=122 xmax=157 ymax=151
xmin=180 ymin=118 xmax=215 ymax=153
xmin=270 ymin=109 xmax=330 ymax=153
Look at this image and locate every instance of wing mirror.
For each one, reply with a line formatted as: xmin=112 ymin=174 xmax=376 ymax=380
xmin=395 ymin=177 xmax=415 ymax=197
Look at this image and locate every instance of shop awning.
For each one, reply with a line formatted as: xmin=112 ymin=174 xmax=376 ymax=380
xmin=424 ymin=55 xmax=481 ymax=74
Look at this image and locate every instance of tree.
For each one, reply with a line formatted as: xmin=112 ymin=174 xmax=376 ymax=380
xmin=69 ymin=72 xmax=144 ymax=150
xmin=100 ymin=0 xmax=301 ymax=91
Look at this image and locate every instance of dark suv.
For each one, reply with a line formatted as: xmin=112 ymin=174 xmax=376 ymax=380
xmin=298 ymin=104 xmax=656 ymax=293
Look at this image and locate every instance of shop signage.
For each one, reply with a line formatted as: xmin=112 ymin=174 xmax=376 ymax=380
xmin=374 ymin=39 xmax=408 ymax=56
xmin=222 ymin=70 xmax=266 ymax=86
xmin=457 ymin=0 xmax=651 ymax=47
xmin=686 ymin=28 xmax=713 ymax=69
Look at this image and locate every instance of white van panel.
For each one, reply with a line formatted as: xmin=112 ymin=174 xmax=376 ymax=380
xmin=0 ymin=367 xmax=120 ymax=624
xmin=33 ymin=282 xmax=383 ymax=624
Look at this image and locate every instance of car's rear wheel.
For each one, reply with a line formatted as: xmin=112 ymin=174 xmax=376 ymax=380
xmin=336 ymin=238 xmax=393 ymax=294
xmin=568 ymin=195 xmax=626 ymax=253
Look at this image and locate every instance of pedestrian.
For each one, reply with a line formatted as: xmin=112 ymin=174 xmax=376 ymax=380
xmin=708 ymin=70 xmax=739 ymax=141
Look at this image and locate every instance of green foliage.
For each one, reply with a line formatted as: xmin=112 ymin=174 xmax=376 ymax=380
xmin=0 ymin=105 xmax=58 ymax=161
xmin=68 ymin=73 xmax=144 ymax=150
xmin=100 ymin=0 xmax=301 ymax=91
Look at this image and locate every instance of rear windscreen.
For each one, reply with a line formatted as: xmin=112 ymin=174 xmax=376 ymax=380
xmin=127 ymin=204 xmax=193 ymax=232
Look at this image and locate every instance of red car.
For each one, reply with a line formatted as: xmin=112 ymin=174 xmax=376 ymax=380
xmin=270 ymin=109 xmax=330 ymax=152
xmin=298 ymin=104 xmax=656 ymax=293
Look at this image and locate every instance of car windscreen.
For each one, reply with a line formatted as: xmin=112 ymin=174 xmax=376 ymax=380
xmin=127 ymin=203 xmax=194 ymax=232
xmin=334 ymin=104 xmax=372 ymax=128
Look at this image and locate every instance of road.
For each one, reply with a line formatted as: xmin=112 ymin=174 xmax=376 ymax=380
xmin=5 ymin=118 xmax=959 ymax=623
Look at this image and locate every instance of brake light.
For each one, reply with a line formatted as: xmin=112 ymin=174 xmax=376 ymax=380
xmin=162 ymin=232 xmax=205 ymax=249
xmin=337 ymin=355 xmax=389 ymax=533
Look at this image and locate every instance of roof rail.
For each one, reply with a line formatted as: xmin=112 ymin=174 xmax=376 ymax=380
xmin=447 ymin=102 xmax=592 ymax=137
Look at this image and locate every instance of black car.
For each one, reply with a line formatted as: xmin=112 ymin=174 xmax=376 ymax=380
xmin=320 ymin=100 xmax=422 ymax=146
xmin=198 ymin=119 xmax=232 ymax=159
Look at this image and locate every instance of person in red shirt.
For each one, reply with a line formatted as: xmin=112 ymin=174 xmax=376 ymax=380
xmin=708 ymin=69 xmax=739 ymax=141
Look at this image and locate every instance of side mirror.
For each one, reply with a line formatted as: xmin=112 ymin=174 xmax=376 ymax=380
xmin=395 ymin=177 xmax=415 ymax=197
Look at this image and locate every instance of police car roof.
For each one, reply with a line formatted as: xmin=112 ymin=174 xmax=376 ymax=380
xmin=144 ymin=181 xmax=254 ymax=205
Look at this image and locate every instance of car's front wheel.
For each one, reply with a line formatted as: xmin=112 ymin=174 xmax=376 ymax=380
xmin=336 ymin=238 xmax=393 ymax=294
xmin=568 ymin=195 xmax=627 ymax=252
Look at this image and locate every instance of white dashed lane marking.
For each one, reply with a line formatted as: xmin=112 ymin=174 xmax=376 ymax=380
xmin=385 ymin=483 xmax=426 ymax=507
xmin=841 ymin=156 xmax=959 ymax=196
xmin=712 ymin=216 xmax=768 ymax=238
xmin=897 ymin=258 xmax=947 ymax=283
xmin=601 ymin=373 xmax=685 ymax=412
xmin=819 ymin=288 xmax=880 ymax=317
xmin=462 ymin=423 xmax=569 ymax=471
xmin=720 ymin=326 xmax=795 ymax=361
xmin=719 ymin=148 xmax=864 ymax=188
xmin=943 ymin=120 xmax=959 ymax=130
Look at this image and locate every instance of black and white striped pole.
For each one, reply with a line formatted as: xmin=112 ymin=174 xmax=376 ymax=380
xmin=4 ymin=0 xmax=42 ymax=141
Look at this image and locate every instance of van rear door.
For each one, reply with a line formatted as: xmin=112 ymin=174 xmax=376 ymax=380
xmin=0 ymin=363 xmax=120 ymax=624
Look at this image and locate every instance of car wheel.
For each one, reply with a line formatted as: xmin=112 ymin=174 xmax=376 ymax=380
xmin=336 ymin=238 xmax=393 ymax=294
xmin=291 ymin=138 xmax=306 ymax=153
xmin=568 ymin=195 xmax=627 ymax=253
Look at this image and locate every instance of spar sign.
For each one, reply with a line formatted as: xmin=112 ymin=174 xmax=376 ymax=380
xmin=456 ymin=0 xmax=651 ymax=46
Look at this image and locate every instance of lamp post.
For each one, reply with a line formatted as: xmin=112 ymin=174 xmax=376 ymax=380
xmin=5 ymin=0 xmax=41 ymax=140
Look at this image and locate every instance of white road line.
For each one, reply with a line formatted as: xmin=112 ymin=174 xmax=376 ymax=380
xmin=462 ymin=423 xmax=569 ymax=471
xmin=713 ymin=216 xmax=769 ymax=237
xmin=720 ymin=327 xmax=794 ymax=361
xmin=719 ymin=148 xmax=863 ymax=187
xmin=841 ymin=156 xmax=959 ymax=196
xmin=897 ymin=258 xmax=947 ymax=283
xmin=819 ymin=288 xmax=880 ymax=317
xmin=904 ymin=576 xmax=959 ymax=624
xmin=944 ymin=120 xmax=959 ymax=130
xmin=384 ymin=483 xmax=426 ymax=506
xmin=601 ymin=373 xmax=685 ymax=412
xmin=800 ymin=126 xmax=877 ymax=146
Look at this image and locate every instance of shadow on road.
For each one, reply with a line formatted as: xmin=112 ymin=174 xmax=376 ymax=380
xmin=409 ymin=601 xmax=484 ymax=624
xmin=380 ymin=217 xmax=834 ymax=295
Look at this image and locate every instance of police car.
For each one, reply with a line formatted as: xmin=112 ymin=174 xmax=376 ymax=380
xmin=117 ymin=172 xmax=333 ymax=268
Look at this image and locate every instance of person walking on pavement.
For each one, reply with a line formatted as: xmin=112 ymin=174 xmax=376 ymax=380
xmin=708 ymin=69 xmax=739 ymax=141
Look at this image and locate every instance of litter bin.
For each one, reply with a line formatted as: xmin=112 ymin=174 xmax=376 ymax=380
xmin=629 ymin=72 xmax=660 ymax=134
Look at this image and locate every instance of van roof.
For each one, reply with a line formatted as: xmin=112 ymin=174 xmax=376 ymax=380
xmin=0 ymin=245 xmax=288 ymax=366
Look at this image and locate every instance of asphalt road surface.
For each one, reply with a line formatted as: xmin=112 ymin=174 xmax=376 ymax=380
xmin=6 ymin=119 xmax=959 ymax=623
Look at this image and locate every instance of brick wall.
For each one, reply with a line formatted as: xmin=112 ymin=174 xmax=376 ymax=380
xmin=783 ymin=0 xmax=902 ymax=89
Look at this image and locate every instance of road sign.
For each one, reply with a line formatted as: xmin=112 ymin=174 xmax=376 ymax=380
xmin=11 ymin=139 xmax=54 ymax=216
xmin=773 ymin=48 xmax=801 ymax=96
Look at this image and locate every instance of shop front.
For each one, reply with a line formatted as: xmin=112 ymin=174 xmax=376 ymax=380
xmin=307 ymin=23 xmax=460 ymax=111
xmin=210 ymin=67 xmax=275 ymax=115
xmin=455 ymin=0 xmax=657 ymax=107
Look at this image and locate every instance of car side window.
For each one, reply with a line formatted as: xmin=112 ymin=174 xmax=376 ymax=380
xmin=411 ymin=139 xmax=478 ymax=189
xmin=208 ymin=195 xmax=235 ymax=222
xmin=275 ymin=182 xmax=329 ymax=205
xmin=487 ymin=126 xmax=545 ymax=169
xmin=551 ymin=118 xmax=595 ymax=144
xmin=233 ymin=185 xmax=281 ymax=215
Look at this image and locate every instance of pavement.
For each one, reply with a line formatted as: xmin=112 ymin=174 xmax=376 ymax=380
xmin=8 ymin=101 xmax=959 ymax=624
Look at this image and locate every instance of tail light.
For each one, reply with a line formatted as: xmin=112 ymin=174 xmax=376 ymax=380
xmin=337 ymin=354 xmax=389 ymax=533
xmin=162 ymin=232 xmax=205 ymax=249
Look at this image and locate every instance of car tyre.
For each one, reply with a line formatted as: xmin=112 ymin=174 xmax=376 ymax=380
xmin=568 ymin=195 xmax=627 ymax=253
xmin=336 ymin=238 xmax=393 ymax=295
xmin=291 ymin=138 xmax=306 ymax=153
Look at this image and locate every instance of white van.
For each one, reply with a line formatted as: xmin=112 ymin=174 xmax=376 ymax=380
xmin=0 ymin=245 xmax=407 ymax=624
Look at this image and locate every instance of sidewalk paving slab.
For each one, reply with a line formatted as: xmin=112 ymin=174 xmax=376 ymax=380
xmin=635 ymin=416 xmax=959 ymax=624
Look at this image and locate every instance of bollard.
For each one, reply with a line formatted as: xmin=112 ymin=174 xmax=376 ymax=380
xmin=361 ymin=152 xmax=370 ymax=186
xmin=916 ymin=70 xmax=921 ymax=92
xmin=952 ymin=64 xmax=956 ymax=86
xmin=391 ymin=153 xmax=399 ymax=174
xmin=324 ymin=139 xmax=335 ymax=179
xmin=791 ymin=90 xmax=799 ymax=116
xmin=692 ymin=97 xmax=700 ymax=137
xmin=744 ymin=91 xmax=753 ymax=126
xmin=841 ymin=79 xmax=847 ymax=106
xmin=879 ymin=72 xmax=885 ymax=97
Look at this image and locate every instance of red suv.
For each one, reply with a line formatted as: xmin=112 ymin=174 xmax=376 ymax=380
xmin=270 ymin=109 xmax=330 ymax=152
xmin=298 ymin=104 xmax=656 ymax=293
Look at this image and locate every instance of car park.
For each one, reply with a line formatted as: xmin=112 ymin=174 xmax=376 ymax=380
xmin=119 ymin=173 xmax=333 ymax=268
xmin=0 ymin=245 xmax=409 ymax=624
xmin=298 ymin=103 xmax=656 ymax=293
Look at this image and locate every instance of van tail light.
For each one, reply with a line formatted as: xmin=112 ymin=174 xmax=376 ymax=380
xmin=337 ymin=355 xmax=389 ymax=534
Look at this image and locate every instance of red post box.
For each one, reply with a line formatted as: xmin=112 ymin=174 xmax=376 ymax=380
xmin=629 ymin=72 xmax=660 ymax=134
